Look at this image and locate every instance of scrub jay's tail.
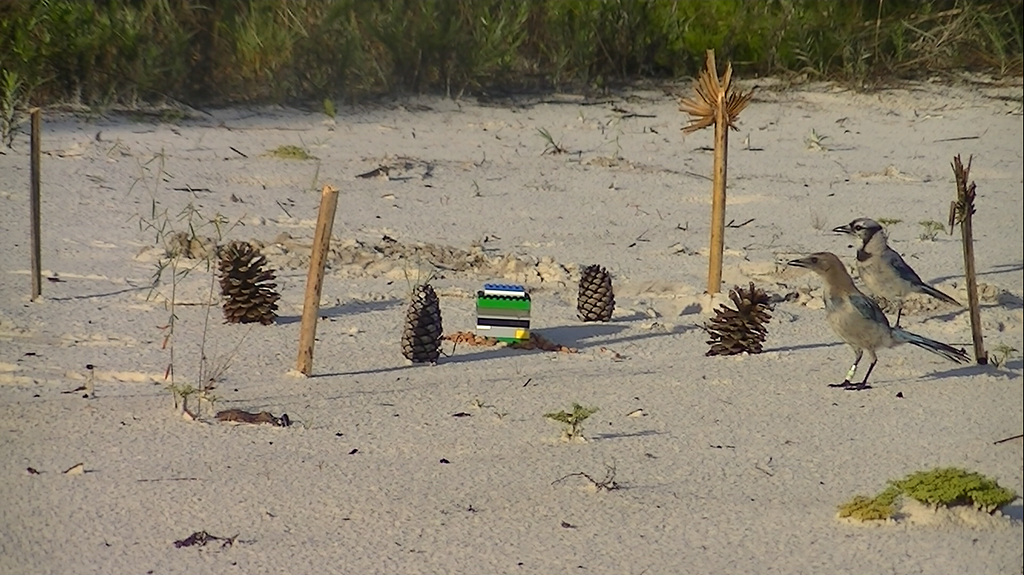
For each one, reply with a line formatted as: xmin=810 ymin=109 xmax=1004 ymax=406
xmin=917 ymin=283 xmax=960 ymax=307
xmin=891 ymin=328 xmax=970 ymax=364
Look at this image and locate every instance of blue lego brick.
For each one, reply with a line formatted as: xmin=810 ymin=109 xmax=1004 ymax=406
xmin=482 ymin=283 xmax=528 ymax=298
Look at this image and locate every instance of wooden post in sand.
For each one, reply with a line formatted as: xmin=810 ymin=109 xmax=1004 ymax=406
xmin=949 ymin=155 xmax=986 ymax=364
xmin=679 ymin=50 xmax=755 ymax=294
xmin=295 ymin=185 xmax=340 ymax=376
xmin=29 ymin=108 xmax=42 ymax=301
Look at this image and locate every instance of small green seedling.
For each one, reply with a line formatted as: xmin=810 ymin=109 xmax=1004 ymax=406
xmin=537 ymin=127 xmax=567 ymax=155
xmin=805 ymin=129 xmax=828 ymax=151
xmin=837 ymin=467 xmax=1017 ymax=522
xmin=169 ymin=382 xmax=217 ymax=419
xmin=323 ymin=98 xmax=336 ymax=119
xmin=918 ymin=220 xmax=945 ymax=241
xmin=267 ymin=145 xmax=315 ymax=160
xmin=544 ymin=402 xmax=598 ymax=442
xmin=989 ymin=343 xmax=1018 ymax=368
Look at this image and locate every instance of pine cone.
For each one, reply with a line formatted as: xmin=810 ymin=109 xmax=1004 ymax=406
xmin=401 ymin=283 xmax=443 ymax=363
xmin=577 ymin=264 xmax=615 ymax=322
xmin=705 ymin=282 xmax=772 ymax=356
xmin=217 ymin=241 xmax=280 ymax=325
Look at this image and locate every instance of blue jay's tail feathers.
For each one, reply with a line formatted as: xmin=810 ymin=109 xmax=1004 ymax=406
xmin=919 ymin=284 xmax=961 ymax=307
xmin=893 ymin=328 xmax=970 ymax=364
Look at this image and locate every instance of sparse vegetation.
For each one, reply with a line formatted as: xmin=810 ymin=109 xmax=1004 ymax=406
xmin=876 ymin=217 xmax=903 ymax=228
xmin=837 ymin=492 xmax=899 ymax=521
xmin=0 ymin=68 xmax=28 ymax=147
xmin=537 ymin=127 xmax=568 ymax=155
xmin=838 ymin=467 xmax=1018 ymax=521
xmin=809 ymin=209 xmax=827 ymax=232
xmin=989 ymin=343 xmax=1018 ymax=368
xmin=135 ymin=153 xmax=245 ymax=418
xmin=805 ymin=128 xmax=829 ymax=151
xmin=544 ymin=402 xmax=599 ymax=442
xmin=267 ymin=145 xmax=315 ymax=160
xmin=553 ymin=463 xmax=620 ymax=492
xmin=1 ymin=1 xmax=1020 ymax=107
xmin=918 ymin=219 xmax=946 ymax=241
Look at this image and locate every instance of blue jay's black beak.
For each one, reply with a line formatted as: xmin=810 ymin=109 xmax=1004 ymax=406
xmin=832 ymin=224 xmax=854 ymax=235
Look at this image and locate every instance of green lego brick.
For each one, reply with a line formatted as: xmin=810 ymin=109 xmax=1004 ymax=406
xmin=476 ymin=297 xmax=531 ymax=311
xmin=475 ymin=307 xmax=531 ymax=320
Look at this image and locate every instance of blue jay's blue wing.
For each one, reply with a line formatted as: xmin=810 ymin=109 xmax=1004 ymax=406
xmin=881 ymin=248 xmax=926 ymax=287
xmin=848 ymin=293 xmax=891 ymax=326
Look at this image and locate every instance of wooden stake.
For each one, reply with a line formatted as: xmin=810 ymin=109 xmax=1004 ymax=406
xmin=29 ymin=108 xmax=42 ymax=301
xmin=295 ymin=185 xmax=340 ymax=376
xmin=678 ymin=50 xmax=755 ymax=295
xmin=950 ymin=155 xmax=986 ymax=364
xmin=708 ymin=89 xmax=728 ymax=294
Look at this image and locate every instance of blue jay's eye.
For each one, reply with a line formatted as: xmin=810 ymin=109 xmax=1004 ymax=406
xmin=810 ymin=256 xmax=819 ymax=264
xmin=853 ymin=224 xmax=863 ymax=231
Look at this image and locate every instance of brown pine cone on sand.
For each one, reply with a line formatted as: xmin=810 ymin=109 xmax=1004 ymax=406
xmin=705 ymin=282 xmax=772 ymax=356
xmin=218 ymin=241 xmax=280 ymax=325
xmin=577 ymin=264 xmax=615 ymax=322
xmin=401 ymin=283 xmax=443 ymax=363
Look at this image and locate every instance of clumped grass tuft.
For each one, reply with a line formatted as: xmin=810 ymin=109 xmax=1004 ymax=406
xmin=838 ymin=467 xmax=1018 ymax=522
xmin=837 ymin=491 xmax=900 ymax=521
xmin=267 ymin=145 xmax=314 ymax=160
xmin=1 ymin=0 xmax=1021 ymax=106
xmin=892 ymin=467 xmax=1018 ymax=512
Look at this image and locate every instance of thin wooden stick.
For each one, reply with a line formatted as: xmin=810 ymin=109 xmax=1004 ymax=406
xmin=295 ymin=185 xmax=339 ymax=376
xmin=950 ymin=155 xmax=986 ymax=364
xmin=30 ymin=108 xmax=42 ymax=301
xmin=993 ymin=434 xmax=1022 ymax=445
xmin=708 ymin=68 xmax=728 ymax=294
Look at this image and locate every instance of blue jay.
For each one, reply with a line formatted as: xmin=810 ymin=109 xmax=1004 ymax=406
xmin=788 ymin=252 xmax=969 ymax=390
xmin=833 ymin=217 xmax=960 ymax=326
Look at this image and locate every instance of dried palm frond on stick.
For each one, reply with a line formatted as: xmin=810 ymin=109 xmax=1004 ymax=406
xmin=679 ymin=50 xmax=755 ymax=294
xmin=948 ymin=155 xmax=984 ymax=364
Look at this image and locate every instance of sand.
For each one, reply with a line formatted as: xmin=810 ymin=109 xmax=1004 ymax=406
xmin=1 ymin=77 xmax=1022 ymax=575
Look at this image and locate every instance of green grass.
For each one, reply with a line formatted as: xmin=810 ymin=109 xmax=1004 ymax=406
xmin=838 ymin=467 xmax=1018 ymax=521
xmin=545 ymin=402 xmax=599 ymax=442
xmin=266 ymin=145 xmax=314 ymax=160
xmin=1 ymin=0 xmax=1021 ymax=107
xmin=918 ymin=219 xmax=947 ymax=241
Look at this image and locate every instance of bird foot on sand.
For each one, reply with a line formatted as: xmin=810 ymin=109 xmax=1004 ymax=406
xmin=828 ymin=380 xmax=872 ymax=391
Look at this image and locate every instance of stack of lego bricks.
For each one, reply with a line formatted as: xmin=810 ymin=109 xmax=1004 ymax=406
xmin=475 ymin=283 xmax=531 ymax=343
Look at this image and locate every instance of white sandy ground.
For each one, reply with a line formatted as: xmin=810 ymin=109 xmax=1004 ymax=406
xmin=0 ymin=77 xmax=1022 ymax=575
